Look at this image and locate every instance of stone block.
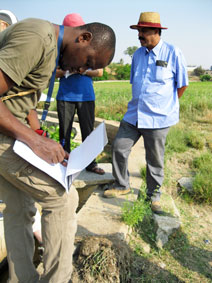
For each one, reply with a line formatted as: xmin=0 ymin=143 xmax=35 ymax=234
xmin=154 ymin=214 xmax=181 ymax=249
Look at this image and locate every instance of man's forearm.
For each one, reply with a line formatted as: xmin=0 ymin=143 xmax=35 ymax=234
xmin=56 ymin=68 xmax=66 ymax=78
xmin=27 ymin=109 xmax=40 ymax=130
xmin=177 ymin=86 xmax=187 ymax=99
xmin=84 ymin=69 xmax=103 ymax=77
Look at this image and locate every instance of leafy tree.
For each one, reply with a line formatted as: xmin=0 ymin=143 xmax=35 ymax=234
xmin=193 ymin=66 xmax=205 ymax=77
xmin=115 ymin=64 xmax=131 ymax=80
xmin=124 ymin=46 xmax=138 ymax=59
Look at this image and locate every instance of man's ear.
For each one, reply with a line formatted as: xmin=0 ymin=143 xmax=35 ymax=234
xmin=155 ymin=28 xmax=160 ymax=35
xmin=78 ymin=32 xmax=92 ymax=43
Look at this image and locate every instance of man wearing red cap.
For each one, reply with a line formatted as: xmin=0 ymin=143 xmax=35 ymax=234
xmin=104 ymin=12 xmax=188 ymax=214
xmin=0 ymin=16 xmax=115 ymax=282
xmin=56 ymin=13 xmax=105 ymax=175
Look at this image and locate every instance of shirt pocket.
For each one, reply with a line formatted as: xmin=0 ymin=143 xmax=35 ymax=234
xmin=155 ymin=66 xmax=173 ymax=83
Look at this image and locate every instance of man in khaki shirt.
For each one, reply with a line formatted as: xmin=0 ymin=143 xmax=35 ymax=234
xmin=0 ymin=17 xmax=115 ymax=283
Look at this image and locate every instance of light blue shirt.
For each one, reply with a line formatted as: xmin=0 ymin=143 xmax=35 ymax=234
xmin=123 ymin=39 xmax=188 ymax=128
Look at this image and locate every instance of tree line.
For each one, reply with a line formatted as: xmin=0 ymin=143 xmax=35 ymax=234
xmin=96 ymin=46 xmax=212 ymax=82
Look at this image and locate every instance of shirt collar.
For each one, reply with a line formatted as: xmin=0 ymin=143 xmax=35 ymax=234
xmin=145 ymin=39 xmax=163 ymax=56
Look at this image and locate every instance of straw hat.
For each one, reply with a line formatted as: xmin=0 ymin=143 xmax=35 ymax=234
xmin=63 ymin=13 xmax=85 ymax=27
xmin=130 ymin=12 xmax=167 ymax=30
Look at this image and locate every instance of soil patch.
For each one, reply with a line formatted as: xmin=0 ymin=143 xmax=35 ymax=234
xmin=71 ymin=236 xmax=134 ymax=282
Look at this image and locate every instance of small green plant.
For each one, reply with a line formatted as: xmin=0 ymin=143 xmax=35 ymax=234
xmin=45 ymin=125 xmax=60 ymax=141
xmin=122 ymin=195 xmax=152 ymax=227
xmin=140 ymin=166 xmax=146 ymax=180
xmin=42 ymin=125 xmax=79 ymax=151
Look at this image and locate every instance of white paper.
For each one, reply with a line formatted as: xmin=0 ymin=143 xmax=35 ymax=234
xmin=13 ymin=140 xmax=67 ymax=189
xmin=13 ymin=122 xmax=108 ymax=192
xmin=39 ymin=93 xmax=54 ymax=102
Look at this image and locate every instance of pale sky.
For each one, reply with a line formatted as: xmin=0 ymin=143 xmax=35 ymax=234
xmin=1 ymin=0 xmax=212 ymax=69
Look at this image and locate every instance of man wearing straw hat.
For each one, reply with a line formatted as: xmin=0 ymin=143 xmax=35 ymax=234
xmin=104 ymin=12 xmax=188 ymax=214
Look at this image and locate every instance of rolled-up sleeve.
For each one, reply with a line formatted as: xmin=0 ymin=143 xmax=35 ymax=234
xmin=0 ymin=32 xmax=44 ymax=86
xmin=175 ymin=48 xmax=189 ymax=88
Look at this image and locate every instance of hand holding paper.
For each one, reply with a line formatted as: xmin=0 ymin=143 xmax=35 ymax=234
xmin=13 ymin=122 xmax=108 ymax=192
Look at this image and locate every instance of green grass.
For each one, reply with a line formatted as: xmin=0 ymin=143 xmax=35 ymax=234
xmin=94 ymin=82 xmax=131 ymax=121
xmin=41 ymin=81 xmax=132 ymax=121
xmin=165 ymin=125 xmax=206 ymax=157
xmin=180 ymin=81 xmax=212 ymax=119
xmin=192 ymin=152 xmax=212 ymax=203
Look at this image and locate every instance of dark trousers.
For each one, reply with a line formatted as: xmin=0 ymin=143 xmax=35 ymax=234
xmin=112 ymin=120 xmax=170 ymax=201
xmin=57 ymin=100 xmax=97 ymax=169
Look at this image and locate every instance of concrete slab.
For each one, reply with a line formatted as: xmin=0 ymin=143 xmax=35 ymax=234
xmin=73 ymin=163 xmax=115 ymax=188
xmin=76 ymin=187 xmax=138 ymax=241
xmin=74 ymin=163 xmax=115 ymax=211
xmin=76 ymin=161 xmax=141 ymax=241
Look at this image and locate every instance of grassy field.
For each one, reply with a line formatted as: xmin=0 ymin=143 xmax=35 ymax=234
xmin=48 ymin=80 xmax=212 ymax=120
xmin=94 ymin=81 xmax=132 ymax=121
xmin=43 ymin=81 xmax=212 ymax=282
xmin=45 ymin=81 xmax=132 ymax=121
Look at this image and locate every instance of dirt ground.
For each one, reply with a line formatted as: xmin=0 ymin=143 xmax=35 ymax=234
xmin=0 ymin=235 xmax=139 ymax=283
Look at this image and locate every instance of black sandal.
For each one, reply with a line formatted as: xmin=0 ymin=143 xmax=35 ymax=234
xmin=86 ymin=166 xmax=105 ymax=175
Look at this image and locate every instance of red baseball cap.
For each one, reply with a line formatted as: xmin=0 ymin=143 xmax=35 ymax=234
xmin=63 ymin=13 xmax=85 ymax=27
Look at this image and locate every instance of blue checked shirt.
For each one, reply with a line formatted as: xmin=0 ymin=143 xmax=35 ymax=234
xmin=123 ymin=39 xmax=188 ymax=128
